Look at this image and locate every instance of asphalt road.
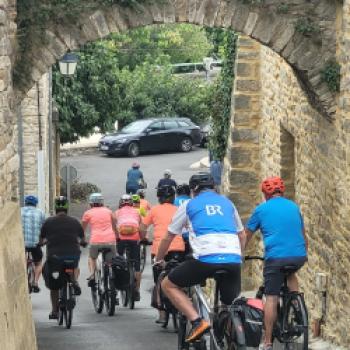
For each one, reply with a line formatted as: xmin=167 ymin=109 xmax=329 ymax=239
xmin=32 ymin=147 xmax=208 ymax=350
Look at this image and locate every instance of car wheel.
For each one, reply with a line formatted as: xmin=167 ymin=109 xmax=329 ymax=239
xmin=180 ymin=137 xmax=192 ymax=152
xmin=127 ymin=142 xmax=140 ymax=157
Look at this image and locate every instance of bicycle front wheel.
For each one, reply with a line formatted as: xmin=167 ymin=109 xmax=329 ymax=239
xmin=282 ymin=293 xmax=308 ymax=350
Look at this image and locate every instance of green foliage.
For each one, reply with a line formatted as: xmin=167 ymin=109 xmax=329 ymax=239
xmin=53 ymin=25 xmax=214 ymax=143
xmin=295 ymin=18 xmax=320 ymax=37
xmin=321 ymin=61 xmax=340 ymax=93
xmin=208 ymin=31 xmax=238 ymax=161
xmin=277 ymin=3 xmax=289 ymax=14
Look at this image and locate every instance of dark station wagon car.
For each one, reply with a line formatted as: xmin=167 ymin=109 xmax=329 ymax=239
xmin=98 ymin=118 xmax=202 ymax=157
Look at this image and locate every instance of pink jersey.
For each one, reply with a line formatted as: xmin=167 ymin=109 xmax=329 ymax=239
xmin=115 ymin=206 xmax=141 ymax=241
xmin=82 ymin=207 xmax=116 ymax=244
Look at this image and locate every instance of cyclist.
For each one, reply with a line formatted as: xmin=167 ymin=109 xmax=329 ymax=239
xmin=40 ymin=196 xmax=86 ymax=320
xmin=132 ymin=194 xmax=147 ymax=217
xmin=81 ymin=193 xmax=117 ymax=286
xmin=115 ymin=194 xmax=145 ymax=301
xmin=155 ymin=172 xmax=245 ymax=342
xmin=157 ymin=169 xmax=177 ymax=189
xmin=137 ymin=189 xmax=151 ymax=213
xmin=174 ymin=184 xmax=191 ymax=254
xmin=126 ymin=162 xmax=144 ymax=194
xmin=142 ymin=185 xmax=185 ymax=323
xmin=245 ymin=176 xmax=308 ymax=350
xmin=21 ymin=195 xmax=46 ymax=293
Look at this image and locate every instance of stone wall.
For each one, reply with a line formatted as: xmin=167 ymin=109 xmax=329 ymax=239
xmin=0 ymin=1 xmax=37 ymax=349
xmin=224 ymin=30 xmax=350 ymax=348
xmin=20 ymin=72 xmax=54 ymax=213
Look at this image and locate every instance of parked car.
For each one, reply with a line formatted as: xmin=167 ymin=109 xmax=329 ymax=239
xmin=98 ymin=118 xmax=202 ymax=157
xmin=200 ymin=121 xmax=211 ymax=147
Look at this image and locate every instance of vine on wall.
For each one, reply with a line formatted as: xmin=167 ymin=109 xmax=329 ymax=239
xmin=209 ymin=31 xmax=238 ymax=161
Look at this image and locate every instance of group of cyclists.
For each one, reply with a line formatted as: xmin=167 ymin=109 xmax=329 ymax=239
xmin=21 ymin=166 xmax=308 ymax=350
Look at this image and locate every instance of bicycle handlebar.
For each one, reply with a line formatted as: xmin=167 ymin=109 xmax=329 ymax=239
xmin=244 ymin=255 xmax=264 ymax=261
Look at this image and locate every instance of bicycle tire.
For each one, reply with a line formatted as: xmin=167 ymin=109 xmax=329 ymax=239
xmin=129 ymin=265 xmax=135 ymax=310
xmin=177 ymin=314 xmax=189 ymax=350
xmin=58 ymin=308 xmax=64 ymax=326
xmin=121 ymin=288 xmax=129 ymax=307
xmin=140 ymin=244 xmax=147 ymax=273
xmin=58 ymin=284 xmax=66 ymax=326
xmin=27 ymin=263 xmax=35 ymax=293
xmin=172 ymin=311 xmax=179 ymax=332
xmin=91 ymin=270 xmax=104 ymax=313
xmin=105 ymin=272 xmax=116 ymax=316
xmin=282 ymin=293 xmax=308 ymax=350
xmin=64 ymin=284 xmax=74 ymax=329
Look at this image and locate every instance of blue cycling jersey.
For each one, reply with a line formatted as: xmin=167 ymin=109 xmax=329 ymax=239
xmin=246 ymin=196 xmax=307 ymax=260
xmin=169 ymin=191 xmax=243 ymax=264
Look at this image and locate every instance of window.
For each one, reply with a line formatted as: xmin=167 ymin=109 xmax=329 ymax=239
xmin=280 ymin=125 xmax=295 ymax=200
xmin=164 ymin=120 xmax=179 ymax=130
xmin=178 ymin=120 xmax=190 ymax=128
xmin=149 ymin=121 xmax=164 ymax=131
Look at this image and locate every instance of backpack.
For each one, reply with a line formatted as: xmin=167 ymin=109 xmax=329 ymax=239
xmin=232 ymin=297 xmax=264 ymax=347
xmin=111 ymin=256 xmax=129 ymax=290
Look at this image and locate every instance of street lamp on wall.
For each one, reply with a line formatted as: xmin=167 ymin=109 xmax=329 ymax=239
xmin=58 ymin=52 xmax=78 ymax=76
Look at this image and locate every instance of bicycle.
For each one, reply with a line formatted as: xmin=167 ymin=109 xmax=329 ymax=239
xmin=245 ymin=256 xmax=308 ymax=350
xmin=26 ymin=250 xmax=35 ymax=294
xmin=57 ymin=259 xmax=78 ymax=329
xmin=90 ymin=247 xmax=117 ymax=316
xmin=140 ymin=239 xmax=152 ymax=272
xmin=177 ymin=269 xmax=245 ymax=350
xmin=120 ymin=241 xmax=139 ymax=310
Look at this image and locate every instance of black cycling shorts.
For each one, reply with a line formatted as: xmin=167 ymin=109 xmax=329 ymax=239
xmin=168 ymin=259 xmax=241 ymax=305
xmin=25 ymin=246 xmax=43 ymax=263
xmin=264 ymin=257 xmax=307 ymax=296
xmin=118 ymin=240 xmax=141 ymax=272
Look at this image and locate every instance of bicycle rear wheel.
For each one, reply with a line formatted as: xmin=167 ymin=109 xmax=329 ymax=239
xmin=140 ymin=244 xmax=147 ymax=273
xmin=177 ymin=314 xmax=189 ymax=350
xmin=129 ymin=265 xmax=135 ymax=310
xmin=91 ymin=270 xmax=103 ymax=313
xmin=282 ymin=294 xmax=308 ymax=350
xmin=121 ymin=288 xmax=129 ymax=307
xmin=219 ymin=310 xmax=246 ymax=350
xmin=64 ymin=284 xmax=74 ymax=329
xmin=105 ymin=272 xmax=116 ymax=316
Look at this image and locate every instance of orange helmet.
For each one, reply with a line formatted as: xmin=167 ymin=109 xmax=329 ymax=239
xmin=261 ymin=176 xmax=285 ymax=198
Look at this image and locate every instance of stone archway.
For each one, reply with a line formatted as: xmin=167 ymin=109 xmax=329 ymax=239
xmin=15 ymin=0 xmax=337 ymax=118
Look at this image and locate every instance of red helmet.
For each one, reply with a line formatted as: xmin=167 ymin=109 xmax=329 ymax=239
xmin=261 ymin=176 xmax=285 ymax=197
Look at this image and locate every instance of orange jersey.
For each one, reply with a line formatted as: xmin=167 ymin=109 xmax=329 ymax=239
xmin=140 ymin=199 xmax=151 ymax=212
xmin=142 ymin=203 xmax=185 ymax=255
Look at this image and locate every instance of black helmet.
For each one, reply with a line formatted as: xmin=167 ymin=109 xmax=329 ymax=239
xmin=176 ymin=183 xmax=190 ymax=196
xmin=157 ymin=185 xmax=175 ymax=199
xmin=189 ymin=172 xmax=214 ymax=192
xmin=55 ymin=196 xmax=69 ymax=212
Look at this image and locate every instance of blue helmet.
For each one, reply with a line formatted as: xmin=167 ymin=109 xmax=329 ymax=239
xmin=24 ymin=195 xmax=38 ymax=206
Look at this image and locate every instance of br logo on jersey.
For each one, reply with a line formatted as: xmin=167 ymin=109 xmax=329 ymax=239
xmin=205 ymin=205 xmax=224 ymax=216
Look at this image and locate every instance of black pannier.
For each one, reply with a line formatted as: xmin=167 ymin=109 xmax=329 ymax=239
xmin=112 ymin=256 xmax=129 ymax=290
xmin=233 ymin=297 xmax=264 ymax=347
xmin=42 ymin=256 xmax=65 ymax=291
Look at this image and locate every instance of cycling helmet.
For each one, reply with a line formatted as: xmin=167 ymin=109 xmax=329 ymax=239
xmin=136 ymin=188 xmax=146 ymax=198
xmin=132 ymin=162 xmax=140 ymax=169
xmin=89 ymin=192 xmax=104 ymax=205
xmin=164 ymin=169 xmax=172 ymax=177
xmin=119 ymin=194 xmax=133 ymax=207
xmin=261 ymin=176 xmax=285 ymax=198
xmin=132 ymin=194 xmax=140 ymax=203
xmin=189 ymin=172 xmax=214 ymax=192
xmin=55 ymin=196 xmax=69 ymax=211
xmin=176 ymin=183 xmax=190 ymax=196
xmin=157 ymin=185 xmax=175 ymax=198
xmin=24 ymin=195 xmax=38 ymax=206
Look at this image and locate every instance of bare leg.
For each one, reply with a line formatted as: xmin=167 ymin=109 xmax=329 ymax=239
xmin=264 ymin=295 xmax=279 ymax=345
xmin=73 ymin=268 xmax=80 ymax=282
xmin=34 ymin=262 xmax=42 ymax=284
xmin=88 ymin=257 xmax=96 ymax=278
xmin=135 ymin=271 xmax=141 ymax=291
xmin=287 ymin=273 xmax=299 ymax=292
xmin=50 ymin=290 xmax=59 ymax=314
xmin=162 ymin=277 xmax=198 ymax=322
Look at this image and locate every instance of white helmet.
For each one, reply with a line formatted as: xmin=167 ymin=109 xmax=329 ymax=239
xmin=164 ymin=169 xmax=172 ymax=176
xmin=89 ymin=193 xmax=104 ymax=205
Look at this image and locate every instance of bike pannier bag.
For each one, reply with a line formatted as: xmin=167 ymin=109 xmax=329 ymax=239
xmin=112 ymin=256 xmax=129 ymax=289
xmin=42 ymin=256 xmax=64 ymax=291
xmin=234 ymin=297 xmax=264 ymax=347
